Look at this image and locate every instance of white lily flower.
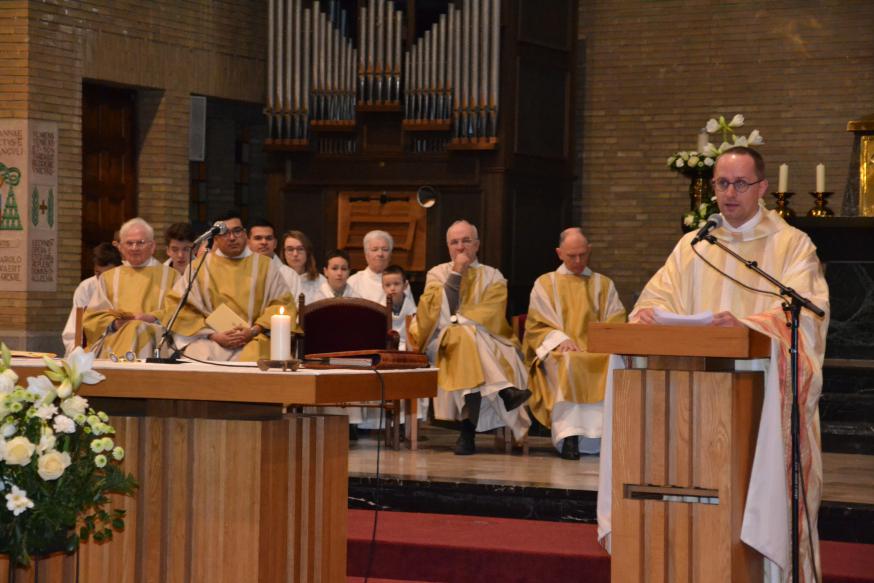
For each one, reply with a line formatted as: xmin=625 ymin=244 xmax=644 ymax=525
xmin=733 ymin=135 xmax=749 ymax=147
xmin=0 ymin=369 xmax=18 ymax=394
xmin=5 ymin=485 xmax=34 ymax=516
xmin=705 ymin=118 xmax=719 ymax=133
xmin=65 ymin=347 xmax=105 ymax=389
xmin=718 ymin=141 xmax=732 ymax=153
xmin=57 ymin=379 xmax=73 ymax=399
xmin=747 ymin=129 xmax=764 ymax=145
xmin=729 ymin=114 xmax=744 ymax=127
xmin=703 ymin=143 xmax=719 ymax=157
xmin=26 ymin=375 xmax=56 ymax=405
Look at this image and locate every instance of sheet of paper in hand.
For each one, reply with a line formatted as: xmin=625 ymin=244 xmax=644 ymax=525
xmin=653 ymin=308 xmax=713 ymax=326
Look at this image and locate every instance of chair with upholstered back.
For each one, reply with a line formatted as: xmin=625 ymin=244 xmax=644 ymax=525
xmin=297 ymin=294 xmax=405 ymax=447
xmin=297 ymin=295 xmax=398 ymax=355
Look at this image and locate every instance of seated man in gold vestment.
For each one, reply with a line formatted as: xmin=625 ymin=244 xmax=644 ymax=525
xmin=83 ymin=218 xmax=179 ymax=359
xmin=523 ymin=228 xmax=626 ymax=460
xmin=166 ymin=210 xmax=294 ymax=361
xmin=411 ymin=220 xmax=531 ymax=455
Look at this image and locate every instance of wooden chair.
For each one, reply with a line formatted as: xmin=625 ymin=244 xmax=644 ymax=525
xmin=494 ymin=313 xmax=529 ymax=455
xmin=74 ymin=307 xmax=87 ymax=349
xmin=297 ymin=295 xmax=405 ymax=447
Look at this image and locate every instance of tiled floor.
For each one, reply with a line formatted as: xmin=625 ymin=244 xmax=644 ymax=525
xmin=348 ymin=423 xmax=874 ymax=504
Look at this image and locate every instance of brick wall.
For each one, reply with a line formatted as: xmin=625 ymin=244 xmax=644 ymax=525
xmin=0 ymin=0 xmax=266 ymax=351
xmin=576 ymin=1 xmax=874 ymax=308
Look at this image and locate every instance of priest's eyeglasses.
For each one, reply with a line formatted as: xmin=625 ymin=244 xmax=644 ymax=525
xmin=712 ymin=178 xmax=765 ymax=193
xmin=223 ymin=227 xmax=246 ymax=237
xmin=122 ymin=240 xmax=151 ymax=249
xmin=448 ymin=237 xmax=477 ymax=246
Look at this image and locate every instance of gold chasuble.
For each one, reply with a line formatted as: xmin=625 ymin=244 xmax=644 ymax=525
xmin=166 ymin=249 xmax=294 ymax=361
xmin=83 ymin=258 xmax=178 ymax=359
xmin=412 ymin=262 xmax=530 ymax=439
xmin=597 ymin=209 xmax=829 ymax=583
xmin=523 ymin=265 xmax=626 ymax=429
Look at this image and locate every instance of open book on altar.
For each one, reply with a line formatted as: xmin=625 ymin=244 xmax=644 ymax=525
xmin=652 ymin=308 xmax=713 ymax=326
xmin=304 ymin=349 xmax=430 ymax=370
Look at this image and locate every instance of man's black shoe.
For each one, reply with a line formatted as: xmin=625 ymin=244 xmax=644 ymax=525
xmin=454 ymin=420 xmax=476 ymax=455
xmin=499 ymin=387 xmax=532 ymax=411
xmin=560 ymin=435 xmax=580 ymax=460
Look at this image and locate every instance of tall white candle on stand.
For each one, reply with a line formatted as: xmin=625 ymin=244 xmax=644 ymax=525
xmin=778 ymin=164 xmax=789 ymax=192
xmin=816 ymin=163 xmax=826 ymax=192
xmin=697 ymin=129 xmax=708 ymax=153
xmin=270 ymin=306 xmax=291 ymax=360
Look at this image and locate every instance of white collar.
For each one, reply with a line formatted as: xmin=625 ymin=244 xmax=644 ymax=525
xmin=557 ymin=263 xmax=592 ymax=277
xmin=722 ymin=208 xmax=763 ymax=233
xmin=123 ymin=257 xmax=158 ymax=268
xmin=215 ymin=247 xmax=253 ymax=259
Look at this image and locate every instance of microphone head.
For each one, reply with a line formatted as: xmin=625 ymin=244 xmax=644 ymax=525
xmin=707 ymin=214 xmax=723 ymax=228
xmin=213 ymin=221 xmax=228 ymax=235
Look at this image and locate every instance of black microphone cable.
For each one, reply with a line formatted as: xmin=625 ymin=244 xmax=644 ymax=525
xmin=363 ymin=368 xmax=386 ymax=583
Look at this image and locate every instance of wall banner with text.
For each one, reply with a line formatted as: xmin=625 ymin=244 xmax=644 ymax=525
xmin=0 ymin=119 xmax=59 ymax=292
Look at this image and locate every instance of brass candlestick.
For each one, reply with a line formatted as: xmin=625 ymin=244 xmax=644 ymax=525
xmin=772 ymin=191 xmax=796 ymax=218
xmin=807 ymin=191 xmax=834 ymax=217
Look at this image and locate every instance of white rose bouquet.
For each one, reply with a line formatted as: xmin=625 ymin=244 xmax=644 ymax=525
xmin=683 ymin=197 xmax=720 ymax=231
xmin=0 ymin=343 xmax=137 ymax=567
xmin=667 ymin=114 xmax=765 ymax=178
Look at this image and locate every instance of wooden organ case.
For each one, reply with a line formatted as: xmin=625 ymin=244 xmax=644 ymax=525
xmin=264 ymin=0 xmax=577 ymax=310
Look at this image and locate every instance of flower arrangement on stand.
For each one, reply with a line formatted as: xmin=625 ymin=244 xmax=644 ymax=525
xmin=667 ymin=114 xmax=765 ymax=230
xmin=0 ymin=344 xmax=137 ymax=568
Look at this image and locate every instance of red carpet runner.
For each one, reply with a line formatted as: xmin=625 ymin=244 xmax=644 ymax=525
xmin=348 ymin=509 xmax=874 ymax=583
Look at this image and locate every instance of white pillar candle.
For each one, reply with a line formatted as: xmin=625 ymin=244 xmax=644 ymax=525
xmin=270 ymin=307 xmax=291 ymax=360
xmin=778 ymin=163 xmax=789 ymax=192
xmin=815 ymin=163 xmax=826 ymax=192
xmin=697 ymin=129 xmax=708 ymax=153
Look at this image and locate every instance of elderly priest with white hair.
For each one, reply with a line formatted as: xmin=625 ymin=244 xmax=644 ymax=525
xmin=166 ymin=209 xmax=294 ymax=361
xmin=347 ymin=229 xmax=416 ymax=312
xmin=597 ymin=147 xmax=829 ymax=583
xmin=523 ymin=227 xmax=626 ymax=460
xmin=83 ymin=217 xmax=179 ymax=359
xmin=411 ymin=220 xmax=531 ymax=455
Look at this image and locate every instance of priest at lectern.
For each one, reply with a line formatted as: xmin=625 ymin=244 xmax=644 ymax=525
xmin=597 ymin=147 xmax=829 ymax=583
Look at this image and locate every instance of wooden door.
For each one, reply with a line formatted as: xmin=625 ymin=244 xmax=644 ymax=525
xmin=81 ymin=83 xmax=137 ymax=279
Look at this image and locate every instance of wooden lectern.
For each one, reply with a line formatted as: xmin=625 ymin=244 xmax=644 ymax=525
xmin=588 ymin=323 xmax=771 ymax=583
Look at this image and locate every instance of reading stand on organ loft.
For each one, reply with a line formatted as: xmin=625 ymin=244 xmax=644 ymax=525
xmin=589 ymin=323 xmax=771 ymax=583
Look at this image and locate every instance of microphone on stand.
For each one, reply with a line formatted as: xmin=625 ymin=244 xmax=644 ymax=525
xmin=145 ymin=222 xmax=226 ymax=364
xmin=192 ymin=221 xmax=228 ymax=246
xmin=691 ymin=214 xmax=723 ymax=245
